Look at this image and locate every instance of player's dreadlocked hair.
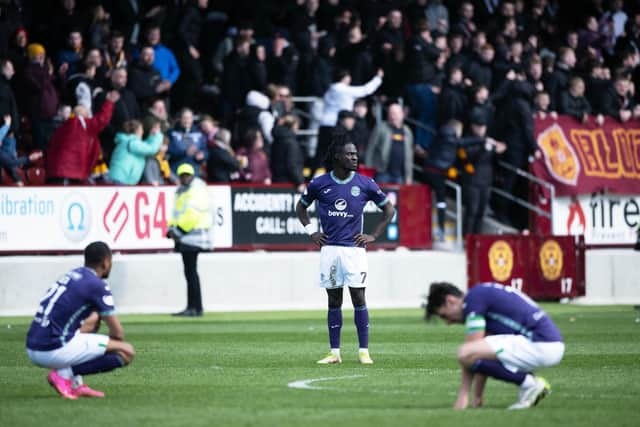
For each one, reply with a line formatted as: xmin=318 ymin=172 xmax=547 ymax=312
xmin=323 ymin=127 xmax=354 ymax=171
xmin=424 ymin=282 xmax=463 ymax=320
xmin=84 ymin=241 xmax=112 ymax=267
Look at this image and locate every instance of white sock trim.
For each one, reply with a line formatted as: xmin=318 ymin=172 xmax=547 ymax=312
xmin=72 ymin=375 xmax=84 ymax=388
xmin=521 ymin=374 xmax=536 ymax=389
xmin=56 ymin=368 xmax=73 ymax=380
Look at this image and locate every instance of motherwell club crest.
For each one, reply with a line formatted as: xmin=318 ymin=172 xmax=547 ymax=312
xmin=539 ymin=239 xmax=563 ymax=281
xmin=537 ymin=124 xmax=580 ymax=186
xmin=488 ymin=240 xmax=514 ymax=282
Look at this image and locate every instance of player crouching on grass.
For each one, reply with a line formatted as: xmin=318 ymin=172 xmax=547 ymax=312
xmin=296 ymin=131 xmax=395 ymax=365
xmin=25 ymin=241 xmax=135 ymax=399
xmin=425 ymin=282 xmax=565 ymax=410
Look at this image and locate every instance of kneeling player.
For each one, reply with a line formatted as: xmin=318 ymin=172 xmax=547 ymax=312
xmin=425 ymin=282 xmax=565 ymax=410
xmin=26 ymin=241 xmax=135 ymax=399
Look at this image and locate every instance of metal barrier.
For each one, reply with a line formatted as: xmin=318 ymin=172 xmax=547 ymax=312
xmin=289 ymin=96 xmax=321 ymax=158
xmin=403 ymin=116 xmax=437 ymax=135
xmin=493 ymin=160 xmax=556 ymax=231
xmin=403 ymin=107 xmax=556 ymax=233
xmin=290 ymin=97 xmax=321 ymax=150
xmin=444 ymin=179 xmax=463 ymax=250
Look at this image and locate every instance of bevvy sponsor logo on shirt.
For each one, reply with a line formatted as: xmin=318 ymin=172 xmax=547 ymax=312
xmin=328 ymin=199 xmax=352 ymax=217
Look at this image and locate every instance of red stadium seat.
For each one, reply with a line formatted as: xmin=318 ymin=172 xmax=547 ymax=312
xmin=357 ymin=166 xmax=376 ymax=178
xmin=0 ymin=170 xmax=11 ymax=185
xmin=26 ymin=167 xmax=46 ymax=185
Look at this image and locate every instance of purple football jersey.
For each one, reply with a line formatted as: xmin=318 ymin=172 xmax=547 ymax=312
xmin=26 ymin=267 xmax=115 ymax=351
xmin=300 ymin=171 xmax=389 ymax=247
xmin=463 ymin=283 xmax=563 ymax=342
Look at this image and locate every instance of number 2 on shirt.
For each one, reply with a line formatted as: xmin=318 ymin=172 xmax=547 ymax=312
xmin=36 ymin=275 xmax=70 ymax=327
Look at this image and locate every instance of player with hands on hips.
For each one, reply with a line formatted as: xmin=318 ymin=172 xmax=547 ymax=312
xmin=296 ymin=131 xmax=395 ymax=365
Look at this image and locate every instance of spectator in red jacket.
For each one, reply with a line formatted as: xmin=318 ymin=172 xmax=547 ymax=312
xmin=46 ymin=91 xmax=120 ymax=185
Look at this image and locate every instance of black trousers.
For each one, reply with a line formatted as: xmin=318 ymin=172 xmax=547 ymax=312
xmin=463 ymin=183 xmax=491 ymax=235
xmin=181 ymin=250 xmax=202 ymax=311
xmin=173 ymin=52 xmax=203 ymax=112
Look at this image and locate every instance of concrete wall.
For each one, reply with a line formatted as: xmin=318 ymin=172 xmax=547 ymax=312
xmin=578 ymin=249 xmax=640 ymax=304
xmin=0 ymin=250 xmax=467 ymax=316
xmin=1 ymin=249 xmax=638 ymax=316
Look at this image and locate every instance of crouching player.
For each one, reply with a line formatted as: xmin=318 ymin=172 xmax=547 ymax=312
xmin=26 ymin=241 xmax=135 ymax=399
xmin=425 ymin=282 xmax=565 ymax=410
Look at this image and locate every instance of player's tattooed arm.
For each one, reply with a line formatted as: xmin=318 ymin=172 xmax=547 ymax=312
xmin=79 ymin=311 xmax=101 ymax=333
xmin=354 ymin=202 xmax=395 ymax=247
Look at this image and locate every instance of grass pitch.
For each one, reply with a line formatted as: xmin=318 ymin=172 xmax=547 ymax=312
xmin=1 ymin=305 xmax=639 ymax=427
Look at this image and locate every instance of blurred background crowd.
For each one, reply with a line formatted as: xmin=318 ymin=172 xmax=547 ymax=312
xmin=1 ymin=0 xmax=640 ymax=233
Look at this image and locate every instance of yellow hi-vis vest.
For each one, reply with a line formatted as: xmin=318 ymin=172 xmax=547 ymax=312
xmin=168 ymin=177 xmax=212 ymax=249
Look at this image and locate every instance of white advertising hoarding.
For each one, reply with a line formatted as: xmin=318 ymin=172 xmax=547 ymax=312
xmin=552 ymin=193 xmax=640 ymax=245
xmin=0 ymin=186 xmax=232 ymax=252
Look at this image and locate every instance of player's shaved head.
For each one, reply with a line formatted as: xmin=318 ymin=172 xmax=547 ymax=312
xmin=84 ymin=241 xmax=112 ymax=268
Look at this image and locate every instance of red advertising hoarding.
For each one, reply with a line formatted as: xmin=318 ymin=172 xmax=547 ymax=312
xmin=466 ymin=234 xmax=585 ymax=300
xmin=531 ymin=115 xmax=640 ymax=243
xmin=533 ymin=115 xmax=640 ymax=197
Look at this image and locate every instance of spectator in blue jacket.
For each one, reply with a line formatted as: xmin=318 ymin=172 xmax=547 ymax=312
xmin=56 ymin=30 xmax=84 ymax=79
xmin=168 ymin=108 xmax=208 ymax=176
xmin=109 ymin=120 xmax=163 ymax=185
xmin=0 ymin=114 xmax=43 ymax=185
xmin=142 ymin=25 xmax=181 ymax=87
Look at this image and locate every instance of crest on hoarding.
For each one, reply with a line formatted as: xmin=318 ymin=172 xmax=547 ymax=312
xmin=537 ymin=124 xmax=580 ymax=186
xmin=539 ymin=239 xmax=563 ymax=281
xmin=488 ymin=240 xmax=514 ymax=281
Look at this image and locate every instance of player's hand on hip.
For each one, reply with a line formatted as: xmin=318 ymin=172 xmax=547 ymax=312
xmin=354 ymin=233 xmax=375 ymax=247
xmin=310 ymin=232 xmax=327 ymax=246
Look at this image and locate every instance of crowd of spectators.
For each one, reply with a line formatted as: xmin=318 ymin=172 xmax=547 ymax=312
xmin=1 ymin=0 xmax=640 ymax=232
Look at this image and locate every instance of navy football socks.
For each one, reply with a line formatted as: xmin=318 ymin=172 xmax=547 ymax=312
xmin=72 ymin=354 xmax=124 ymax=376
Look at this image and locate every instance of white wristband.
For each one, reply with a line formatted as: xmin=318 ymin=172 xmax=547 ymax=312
xmin=304 ymin=224 xmax=315 ymax=235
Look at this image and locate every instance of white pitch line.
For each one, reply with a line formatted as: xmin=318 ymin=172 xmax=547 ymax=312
xmin=288 ymin=375 xmax=364 ymax=390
